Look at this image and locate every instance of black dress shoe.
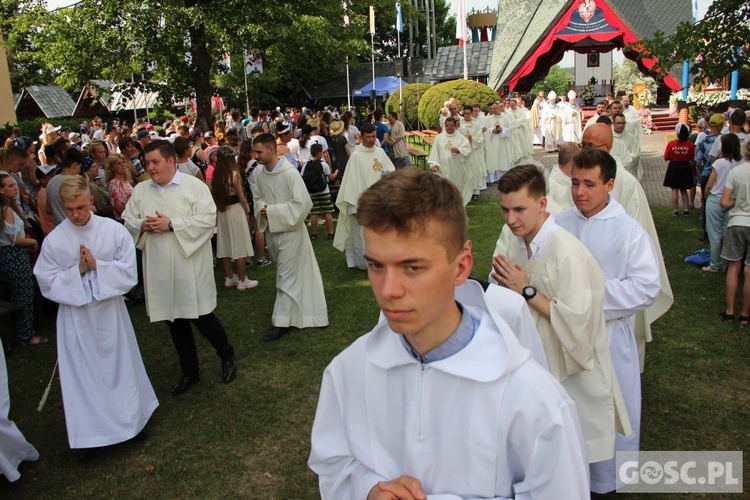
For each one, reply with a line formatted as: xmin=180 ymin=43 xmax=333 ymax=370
xmin=170 ymin=374 xmax=200 ymax=396
xmin=221 ymin=357 xmax=237 ymax=384
xmin=263 ymin=326 xmax=289 ymax=342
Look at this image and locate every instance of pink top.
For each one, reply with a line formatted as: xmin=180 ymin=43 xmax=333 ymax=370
xmin=108 ymin=178 xmax=133 ymax=219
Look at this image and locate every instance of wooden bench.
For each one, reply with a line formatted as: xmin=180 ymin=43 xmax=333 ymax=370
xmin=407 ymin=145 xmax=429 ymax=171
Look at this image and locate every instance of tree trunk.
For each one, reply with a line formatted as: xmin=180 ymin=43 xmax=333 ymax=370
xmin=188 ymin=23 xmax=214 ymax=133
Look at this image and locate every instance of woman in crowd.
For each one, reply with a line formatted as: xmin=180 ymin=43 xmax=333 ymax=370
xmin=211 ymin=147 xmax=258 ymax=291
xmin=663 ymin=123 xmax=695 ymax=216
xmin=342 ymin=110 xmax=359 ymax=151
xmin=705 ymin=133 xmax=743 ymax=274
xmin=0 ymin=172 xmax=45 ymax=346
xmin=174 ymin=137 xmax=206 ymax=182
xmin=104 ymin=153 xmax=134 ymax=222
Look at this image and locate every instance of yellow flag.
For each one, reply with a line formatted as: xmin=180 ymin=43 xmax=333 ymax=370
xmin=369 ymin=5 xmax=375 ymax=34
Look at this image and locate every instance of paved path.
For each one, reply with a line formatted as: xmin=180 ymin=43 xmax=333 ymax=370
xmin=481 ymin=132 xmax=673 ymax=207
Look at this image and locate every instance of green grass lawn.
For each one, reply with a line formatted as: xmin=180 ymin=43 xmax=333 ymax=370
xmin=2 ymin=198 xmax=748 ymax=499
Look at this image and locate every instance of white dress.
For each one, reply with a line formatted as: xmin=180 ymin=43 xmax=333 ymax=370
xmin=428 ymin=131 xmax=473 ymax=205
xmin=556 ymin=200 xmax=660 ymax=493
xmin=123 ymin=173 xmax=219 ymax=322
xmin=254 ymin=158 xmax=328 ymax=328
xmin=34 ymin=215 xmax=158 ymax=449
xmin=333 ymin=146 xmax=395 ymax=269
xmin=0 ymin=345 xmax=39 ymax=482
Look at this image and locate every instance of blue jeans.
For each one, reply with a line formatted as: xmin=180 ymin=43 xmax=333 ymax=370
xmin=706 ymin=193 xmax=728 ymax=269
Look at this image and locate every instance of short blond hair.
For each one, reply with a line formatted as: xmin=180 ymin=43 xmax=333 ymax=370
xmin=59 ymin=175 xmax=90 ymax=202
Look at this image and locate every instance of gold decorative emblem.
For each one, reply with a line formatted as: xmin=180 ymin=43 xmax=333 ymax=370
xmin=372 ymin=158 xmax=382 ymax=172
xmin=445 ymin=140 xmax=453 ymax=151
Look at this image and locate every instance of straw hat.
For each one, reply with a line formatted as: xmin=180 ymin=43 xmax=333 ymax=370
xmin=330 ymin=120 xmax=345 ymax=136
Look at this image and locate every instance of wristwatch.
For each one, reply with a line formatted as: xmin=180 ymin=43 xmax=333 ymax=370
xmin=522 ymin=285 xmax=537 ymax=301
xmin=168 ymin=221 xmax=174 ymax=232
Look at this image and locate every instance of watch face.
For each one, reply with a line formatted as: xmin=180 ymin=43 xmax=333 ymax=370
xmin=522 ymin=286 xmax=536 ymax=299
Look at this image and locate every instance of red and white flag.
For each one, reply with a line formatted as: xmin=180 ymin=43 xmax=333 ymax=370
xmin=455 ymin=0 xmax=466 ymax=47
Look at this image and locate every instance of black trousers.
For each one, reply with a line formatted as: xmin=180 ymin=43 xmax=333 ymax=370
xmin=165 ymin=313 xmax=234 ymax=377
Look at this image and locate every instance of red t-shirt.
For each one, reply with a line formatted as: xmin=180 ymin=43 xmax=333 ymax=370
xmin=663 ymin=139 xmax=695 ymax=162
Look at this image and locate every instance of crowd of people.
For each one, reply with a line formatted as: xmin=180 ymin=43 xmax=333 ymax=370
xmin=1 ymin=93 xmax=748 ymax=497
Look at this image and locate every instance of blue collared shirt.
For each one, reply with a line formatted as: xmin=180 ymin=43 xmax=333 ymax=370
xmin=400 ymin=302 xmax=478 ymax=364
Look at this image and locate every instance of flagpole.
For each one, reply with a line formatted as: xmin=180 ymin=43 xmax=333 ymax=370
xmin=370 ymin=5 xmax=376 ymax=99
xmin=397 ymin=3 xmax=403 ymax=115
xmin=346 ymin=55 xmax=351 ymax=109
xmin=243 ymin=51 xmax=250 ymax=116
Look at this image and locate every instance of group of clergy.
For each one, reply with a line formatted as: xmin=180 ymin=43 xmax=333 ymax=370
xmin=427 ymin=97 xmax=538 ymax=205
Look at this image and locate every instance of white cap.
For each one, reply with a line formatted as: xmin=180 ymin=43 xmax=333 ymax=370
xmin=548 ymin=91 xmax=557 ymax=100
xmin=567 ymin=90 xmax=576 ymax=100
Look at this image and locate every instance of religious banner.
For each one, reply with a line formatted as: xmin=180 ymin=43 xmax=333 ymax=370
xmin=556 ymin=0 xmax=619 ymax=37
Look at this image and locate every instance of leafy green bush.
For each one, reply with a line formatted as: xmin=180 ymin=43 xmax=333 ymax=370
xmin=385 ymin=83 xmax=432 ymax=131
xmin=0 ymin=117 xmax=82 ymax=144
xmin=417 ymin=80 xmax=498 ymax=130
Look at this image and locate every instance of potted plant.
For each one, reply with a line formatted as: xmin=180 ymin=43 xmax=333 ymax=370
xmin=580 ymin=84 xmax=596 ymax=106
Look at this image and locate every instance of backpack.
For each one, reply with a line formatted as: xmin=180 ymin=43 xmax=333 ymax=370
xmin=302 ymin=160 xmax=328 ymax=194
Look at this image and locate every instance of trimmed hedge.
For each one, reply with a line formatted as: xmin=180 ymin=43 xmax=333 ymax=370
xmin=417 ymin=80 xmax=498 ymax=130
xmin=384 ymin=83 xmax=432 ymax=131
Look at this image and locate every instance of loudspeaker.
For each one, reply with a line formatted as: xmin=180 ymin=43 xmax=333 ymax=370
xmin=408 ymin=57 xmax=423 ymax=77
xmin=394 ymin=58 xmax=405 ymax=77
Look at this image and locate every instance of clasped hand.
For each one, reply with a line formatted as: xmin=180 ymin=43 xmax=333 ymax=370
xmin=78 ymin=244 xmax=97 ymax=274
xmin=491 ymin=253 xmax=529 ymax=295
xmin=368 ymin=476 xmax=427 ymax=500
xmin=142 ymin=211 xmax=171 ymax=233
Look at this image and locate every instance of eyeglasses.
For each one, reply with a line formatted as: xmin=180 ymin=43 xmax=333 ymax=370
xmin=579 ymin=142 xmax=608 ymax=150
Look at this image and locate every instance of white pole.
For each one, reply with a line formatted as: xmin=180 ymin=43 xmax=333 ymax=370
xmin=243 ymin=52 xmax=250 ymax=116
xmin=371 ymin=31 xmax=376 ymax=98
xmin=346 ymin=55 xmax=351 ymax=109
xmin=397 ymin=13 xmax=403 ymax=114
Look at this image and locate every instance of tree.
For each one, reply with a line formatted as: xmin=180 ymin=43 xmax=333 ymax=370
xmin=635 ymin=0 xmax=750 ymax=84
xmin=3 ymin=0 xmax=373 ymax=129
xmin=0 ymin=0 xmax=54 ymax=90
xmin=530 ymin=65 xmax=574 ymax=98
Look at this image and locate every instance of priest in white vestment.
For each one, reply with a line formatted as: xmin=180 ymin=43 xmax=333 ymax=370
xmin=483 ymin=101 xmax=514 ymax=182
xmin=123 ymin=141 xmax=237 ymax=396
xmin=515 ymin=96 xmax=536 ymax=159
xmin=556 ymin=149 xmax=660 ymax=493
xmin=541 ymin=92 xmax=561 ymax=152
xmin=429 ymin=117 xmax=472 ymax=205
xmin=333 ymin=123 xmax=395 ymax=269
xmin=253 ymin=133 xmax=329 ymax=341
xmin=492 ymin=164 xmax=631 ymax=464
xmin=546 ymin=142 xmax=580 ymax=210
xmin=621 ymin=96 xmax=642 ymax=147
xmin=35 ymin=176 xmax=158 ymax=452
xmin=0 ymin=344 xmax=39 ymax=481
xmin=459 ymin=106 xmax=487 ymax=199
xmin=583 ymin=101 xmax=609 ymax=133
xmin=531 ymin=92 xmax=545 ymax=146
xmin=310 ymin=168 xmax=589 ymax=499
xmin=613 ymin=112 xmax=642 ymax=180
xmin=583 ymin=125 xmax=674 ymax=372
xmin=560 ymin=90 xmax=583 ymax=144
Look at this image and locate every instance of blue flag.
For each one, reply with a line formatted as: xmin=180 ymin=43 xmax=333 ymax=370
xmin=396 ymin=2 xmax=404 ymax=33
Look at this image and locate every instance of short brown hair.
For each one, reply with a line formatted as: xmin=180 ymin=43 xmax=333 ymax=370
xmin=497 ymin=164 xmax=546 ymax=198
xmin=573 ymin=148 xmax=617 ymax=183
xmin=356 ymin=169 xmax=467 ymax=260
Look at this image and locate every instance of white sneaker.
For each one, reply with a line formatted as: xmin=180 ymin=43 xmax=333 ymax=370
xmin=224 ymin=274 xmax=239 ymax=287
xmin=237 ymin=278 xmax=259 ymax=291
